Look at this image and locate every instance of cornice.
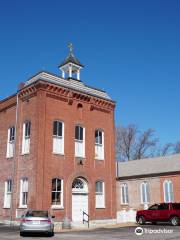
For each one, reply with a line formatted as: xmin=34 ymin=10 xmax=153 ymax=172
xmin=19 ymin=80 xmax=115 ymax=112
xmin=0 ymin=95 xmax=17 ymax=113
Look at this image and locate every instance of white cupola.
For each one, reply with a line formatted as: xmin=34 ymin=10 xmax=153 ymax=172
xmin=59 ymin=43 xmax=84 ymax=81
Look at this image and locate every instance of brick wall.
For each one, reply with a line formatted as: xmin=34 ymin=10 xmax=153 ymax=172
xmin=0 ymin=80 xmax=116 ymax=221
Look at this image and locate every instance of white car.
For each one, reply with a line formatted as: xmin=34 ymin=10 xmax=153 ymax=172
xmin=20 ymin=210 xmax=55 ymax=236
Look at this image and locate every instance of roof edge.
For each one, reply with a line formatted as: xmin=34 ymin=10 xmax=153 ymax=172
xmin=0 ymin=93 xmax=17 ymax=104
xmin=116 ymin=170 xmax=180 ymax=180
xmin=25 ymin=70 xmax=116 ymax=103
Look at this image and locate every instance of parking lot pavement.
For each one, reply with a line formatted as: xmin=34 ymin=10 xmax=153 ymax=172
xmin=0 ymin=224 xmax=180 ymax=240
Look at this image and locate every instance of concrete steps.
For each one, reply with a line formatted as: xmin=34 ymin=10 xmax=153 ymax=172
xmin=71 ymin=221 xmax=89 ymax=229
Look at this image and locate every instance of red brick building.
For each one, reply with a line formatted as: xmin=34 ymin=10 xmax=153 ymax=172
xmin=0 ymin=47 xmax=116 ymax=224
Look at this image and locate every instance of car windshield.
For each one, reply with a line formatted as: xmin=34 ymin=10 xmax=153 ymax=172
xmin=148 ymin=204 xmax=158 ymax=210
xmin=26 ymin=211 xmax=48 ymax=217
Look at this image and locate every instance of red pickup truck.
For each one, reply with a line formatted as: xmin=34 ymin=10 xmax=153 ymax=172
xmin=136 ymin=203 xmax=180 ymax=226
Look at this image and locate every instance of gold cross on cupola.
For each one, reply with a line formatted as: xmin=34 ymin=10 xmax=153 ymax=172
xmin=59 ymin=44 xmax=84 ymax=81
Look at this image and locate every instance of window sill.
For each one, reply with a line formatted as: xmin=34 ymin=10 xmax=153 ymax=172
xmin=18 ymin=206 xmax=27 ymax=209
xmin=51 ymin=205 xmax=64 ymax=210
xmin=95 ymin=158 xmax=104 ymax=161
xmin=21 ymin=153 xmax=30 ymax=156
xmin=6 ymin=157 xmax=13 ymax=159
xmin=3 ymin=206 xmax=10 ymax=209
xmin=95 ymin=207 xmax=106 ymax=209
xmin=75 ymin=156 xmax=86 ymax=159
xmin=121 ymin=203 xmax=129 ymax=205
xmin=52 ymin=153 xmax=64 ymax=156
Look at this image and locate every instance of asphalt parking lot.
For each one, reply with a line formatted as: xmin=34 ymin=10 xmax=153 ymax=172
xmin=0 ymin=223 xmax=180 ymax=240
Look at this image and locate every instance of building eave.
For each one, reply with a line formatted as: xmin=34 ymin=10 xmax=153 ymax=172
xmin=0 ymin=93 xmax=17 ymax=104
xmin=116 ymin=170 xmax=180 ymax=181
xmin=24 ymin=71 xmax=116 ymax=103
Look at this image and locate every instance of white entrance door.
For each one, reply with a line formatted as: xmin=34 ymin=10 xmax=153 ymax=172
xmin=72 ymin=178 xmax=88 ymax=222
xmin=72 ymin=193 xmax=88 ymax=222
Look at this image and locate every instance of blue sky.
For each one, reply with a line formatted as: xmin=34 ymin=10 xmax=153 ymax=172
xmin=0 ymin=0 xmax=180 ymax=145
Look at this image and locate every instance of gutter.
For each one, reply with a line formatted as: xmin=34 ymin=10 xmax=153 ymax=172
xmin=9 ymin=92 xmax=19 ymax=225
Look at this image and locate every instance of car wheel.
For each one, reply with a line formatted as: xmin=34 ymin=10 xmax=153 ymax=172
xmin=48 ymin=231 xmax=54 ymax=237
xmin=137 ymin=216 xmax=146 ymax=225
xmin=152 ymin=222 xmax=157 ymax=225
xmin=20 ymin=232 xmax=24 ymax=237
xmin=170 ymin=216 xmax=179 ymax=226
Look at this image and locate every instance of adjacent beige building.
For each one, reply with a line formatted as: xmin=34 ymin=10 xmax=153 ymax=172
xmin=116 ymin=154 xmax=180 ymax=222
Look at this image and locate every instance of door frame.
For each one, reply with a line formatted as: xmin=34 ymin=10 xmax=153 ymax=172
xmin=72 ymin=177 xmax=89 ymax=222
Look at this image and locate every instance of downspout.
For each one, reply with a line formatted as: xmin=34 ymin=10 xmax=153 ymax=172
xmin=10 ymin=92 xmax=19 ymax=225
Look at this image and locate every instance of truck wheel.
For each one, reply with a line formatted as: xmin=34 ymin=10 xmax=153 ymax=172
xmin=137 ymin=216 xmax=146 ymax=225
xmin=170 ymin=216 xmax=179 ymax=226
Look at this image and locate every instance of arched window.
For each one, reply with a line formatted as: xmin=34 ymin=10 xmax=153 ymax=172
xmin=72 ymin=178 xmax=84 ymax=189
xmin=77 ymin=103 xmax=83 ymax=109
xmin=51 ymin=178 xmax=63 ymax=208
xmin=140 ymin=182 xmax=150 ymax=204
xmin=163 ymin=180 xmax=174 ymax=203
xmin=22 ymin=121 xmax=31 ymax=154
xmin=121 ymin=183 xmax=129 ymax=204
xmin=20 ymin=178 xmax=28 ymax=207
xmin=4 ymin=179 xmax=12 ymax=208
xmin=72 ymin=178 xmax=88 ymax=193
xmin=53 ymin=121 xmax=64 ymax=154
xmin=75 ymin=125 xmax=85 ymax=157
xmin=95 ymin=130 xmax=104 ymax=160
xmin=77 ymin=103 xmax=83 ymax=120
xmin=6 ymin=126 xmax=15 ymax=158
xmin=95 ymin=181 xmax=105 ymax=208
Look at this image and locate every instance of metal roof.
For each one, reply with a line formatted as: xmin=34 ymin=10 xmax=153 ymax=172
xmin=116 ymin=153 xmax=180 ymax=178
xmin=25 ymin=71 xmax=112 ymax=101
xmin=59 ymin=52 xmax=84 ymax=68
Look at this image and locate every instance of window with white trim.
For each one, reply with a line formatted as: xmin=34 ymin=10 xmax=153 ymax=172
xmin=121 ymin=183 xmax=129 ymax=204
xmin=140 ymin=181 xmax=150 ymax=204
xmin=20 ymin=178 xmax=28 ymax=208
xmin=51 ymin=178 xmax=63 ymax=208
xmin=75 ymin=125 xmax=85 ymax=157
xmin=6 ymin=126 xmax=15 ymax=158
xmin=164 ymin=180 xmax=174 ymax=203
xmin=22 ymin=121 xmax=31 ymax=154
xmin=95 ymin=181 xmax=105 ymax=208
xmin=53 ymin=121 xmax=64 ymax=154
xmin=95 ymin=130 xmax=104 ymax=160
xmin=4 ymin=179 xmax=12 ymax=208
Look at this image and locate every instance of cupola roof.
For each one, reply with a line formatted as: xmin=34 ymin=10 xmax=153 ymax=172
xmin=59 ymin=43 xmax=84 ymax=68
